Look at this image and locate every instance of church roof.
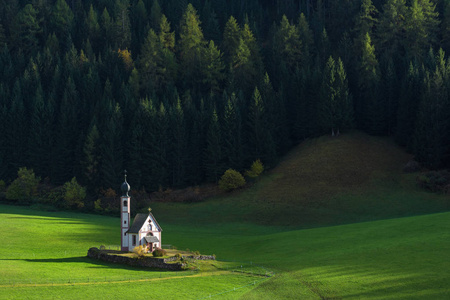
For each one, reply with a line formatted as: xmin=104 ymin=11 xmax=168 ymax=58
xmin=127 ymin=213 xmax=148 ymax=233
xmin=127 ymin=212 xmax=162 ymax=234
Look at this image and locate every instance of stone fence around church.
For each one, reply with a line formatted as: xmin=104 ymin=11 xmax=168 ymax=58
xmin=87 ymin=247 xmax=185 ymax=271
xmin=87 ymin=247 xmax=215 ymax=271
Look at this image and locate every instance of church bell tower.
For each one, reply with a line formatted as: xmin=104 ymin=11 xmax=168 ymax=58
xmin=120 ymin=170 xmax=131 ymax=252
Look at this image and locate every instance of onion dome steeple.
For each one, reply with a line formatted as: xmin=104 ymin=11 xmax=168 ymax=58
xmin=121 ymin=170 xmax=130 ymax=197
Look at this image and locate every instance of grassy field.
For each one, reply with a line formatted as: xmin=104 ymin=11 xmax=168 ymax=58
xmin=1 ymin=131 xmax=449 ymax=299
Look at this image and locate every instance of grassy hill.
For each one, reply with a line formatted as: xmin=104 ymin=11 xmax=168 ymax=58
xmin=153 ymin=131 xmax=449 ymax=228
xmin=1 ymin=131 xmax=449 ymax=299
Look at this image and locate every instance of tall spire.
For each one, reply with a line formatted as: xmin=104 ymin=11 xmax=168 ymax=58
xmin=121 ymin=170 xmax=130 ymax=197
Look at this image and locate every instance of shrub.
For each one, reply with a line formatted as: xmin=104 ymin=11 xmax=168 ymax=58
xmin=99 ymin=245 xmax=106 ymax=250
xmin=416 ymin=170 xmax=450 ymax=193
xmin=245 ymin=159 xmax=264 ymax=178
xmin=133 ymin=245 xmax=145 ymax=258
xmin=63 ymin=177 xmax=86 ymax=209
xmin=175 ymin=253 xmax=182 ymax=260
xmin=219 ymin=169 xmax=246 ymax=191
xmin=6 ymin=168 xmax=40 ymax=204
xmin=152 ymin=248 xmax=167 ymax=257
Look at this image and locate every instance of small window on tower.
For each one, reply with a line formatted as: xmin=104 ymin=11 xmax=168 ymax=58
xmin=123 ymin=200 xmax=127 ymax=207
xmin=124 ymin=220 xmax=127 ymax=224
xmin=124 ymin=232 xmax=126 ymax=236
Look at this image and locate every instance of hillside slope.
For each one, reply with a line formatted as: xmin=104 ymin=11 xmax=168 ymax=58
xmin=153 ymin=131 xmax=449 ymax=227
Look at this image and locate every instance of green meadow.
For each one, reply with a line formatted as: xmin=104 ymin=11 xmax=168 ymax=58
xmin=1 ymin=132 xmax=449 ymax=299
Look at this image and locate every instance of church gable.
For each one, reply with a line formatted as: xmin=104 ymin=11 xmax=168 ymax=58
xmin=127 ymin=213 xmax=162 ymax=234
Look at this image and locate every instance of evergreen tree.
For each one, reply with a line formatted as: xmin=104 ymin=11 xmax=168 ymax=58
xmin=357 ymin=32 xmax=381 ymax=133
xmin=114 ymin=0 xmax=131 ymax=49
xmin=274 ymin=15 xmax=302 ymax=71
xmin=203 ymin=40 xmax=225 ymax=94
xmin=319 ymin=56 xmax=353 ymax=134
xmin=100 ymin=102 xmax=123 ymax=189
xmin=27 ymin=84 xmax=54 ymax=177
xmin=152 ymin=102 xmax=170 ymax=189
xmin=50 ymin=0 xmax=74 ymax=51
xmin=223 ymin=16 xmax=241 ymax=64
xmin=405 ymin=0 xmax=439 ymax=61
xmin=52 ymin=77 xmax=78 ymax=184
xmin=376 ymin=0 xmax=407 ymax=63
xmin=150 ymin=0 xmax=162 ymax=31
xmin=11 ymin=4 xmax=41 ymax=55
xmin=222 ymin=92 xmax=243 ymax=170
xmin=247 ymin=87 xmax=276 ymax=165
xmin=85 ymin=4 xmax=100 ymax=51
xmin=178 ymin=3 xmax=206 ymax=90
xmin=82 ymin=123 xmax=101 ymax=190
xmin=396 ymin=61 xmax=422 ymax=149
xmin=414 ymin=49 xmax=450 ymax=168
xmin=170 ymin=98 xmax=187 ymax=187
xmin=204 ymin=108 xmax=223 ymax=182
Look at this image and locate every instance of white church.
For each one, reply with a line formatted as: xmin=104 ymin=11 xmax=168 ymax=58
xmin=120 ymin=172 xmax=162 ymax=252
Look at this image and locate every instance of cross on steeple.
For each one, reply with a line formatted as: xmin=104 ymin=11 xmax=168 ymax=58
xmin=124 ymin=169 xmax=127 ymax=181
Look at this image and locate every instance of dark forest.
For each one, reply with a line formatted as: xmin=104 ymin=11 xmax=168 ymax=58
xmin=0 ymin=0 xmax=449 ymax=205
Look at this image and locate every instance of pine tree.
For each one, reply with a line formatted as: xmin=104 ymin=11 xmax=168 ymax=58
xmin=11 ymin=4 xmax=41 ymax=55
xmin=319 ymin=56 xmax=352 ymax=134
xmin=222 ymin=92 xmax=243 ymax=170
xmin=203 ymin=40 xmax=225 ymax=94
xmin=50 ymin=0 xmax=74 ymax=51
xmin=204 ymin=108 xmax=223 ymax=182
xmin=170 ymin=98 xmax=187 ymax=187
xmin=405 ymin=0 xmax=439 ymax=61
xmin=223 ymin=16 xmax=241 ymax=65
xmin=85 ymin=5 xmax=100 ymax=50
xmin=100 ymin=8 xmax=113 ymax=48
xmin=114 ymin=0 xmax=131 ymax=49
xmin=396 ymin=61 xmax=422 ymax=149
xmin=150 ymin=0 xmax=162 ymax=31
xmin=274 ymin=15 xmax=302 ymax=71
xmin=376 ymin=0 xmax=407 ymax=62
xmin=247 ymin=87 xmax=276 ymax=165
xmin=100 ymin=102 xmax=124 ymax=189
xmin=357 ymin=32 xmax=381 ymax=133
xmin=414 ymin=49 xmax=450 ymax=168
xmin=159 ymin=15 xmax=175 ymax=51
xmin=178 ymin=3 xmax=206 ymax=90
xmin=82 ymin=123 xmax=101 ymax=190
xmin=27 ymin=84 xmax=54 ymax=177
xmin=52 ymin=77 xmax=78 ymax=184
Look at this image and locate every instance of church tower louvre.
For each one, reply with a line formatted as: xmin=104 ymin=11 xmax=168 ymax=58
xmin=120 ymin=170 xmax=131 ymax=252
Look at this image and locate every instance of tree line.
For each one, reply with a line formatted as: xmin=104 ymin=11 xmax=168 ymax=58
xmin=0 ymin=0 xmax=449 ymax=205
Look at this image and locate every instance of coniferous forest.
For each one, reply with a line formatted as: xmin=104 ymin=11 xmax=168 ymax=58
xmin=0 ymin=0 xmax=449 ymax=206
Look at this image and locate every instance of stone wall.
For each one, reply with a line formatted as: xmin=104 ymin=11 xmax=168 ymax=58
xmin=87 ymin=247 xmax=185 ymax=271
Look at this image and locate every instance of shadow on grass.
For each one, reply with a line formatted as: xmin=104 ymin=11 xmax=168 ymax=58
xmin=0 ymin=256 xmax=179 ymax=273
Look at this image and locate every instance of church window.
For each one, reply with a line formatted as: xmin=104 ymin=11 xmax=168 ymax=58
xmin=132 ymin=235 xmax=136 ymax=246
xmin=123 ymin=200 xmax=127 ymax=207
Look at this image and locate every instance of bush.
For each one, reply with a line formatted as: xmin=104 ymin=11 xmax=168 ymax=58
xmin=133 ymin=245 xmax=145 ymax=258
xmin=416 ymin=170 xmax=450 ymax=193
xmin=219 ymin=169 xmax=246 ymax=191
xmin=175 ymin=253 xmax=182 ymax=260
xmin=152 ymin=248 xmax=167 ymax=257
xmin=245 ymin=159 xmax=264 ymax=178
xmin=63 ymin=177 xmax=86 ymax=209
xmin=6 ymin=168 xmax=40 ymax=204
